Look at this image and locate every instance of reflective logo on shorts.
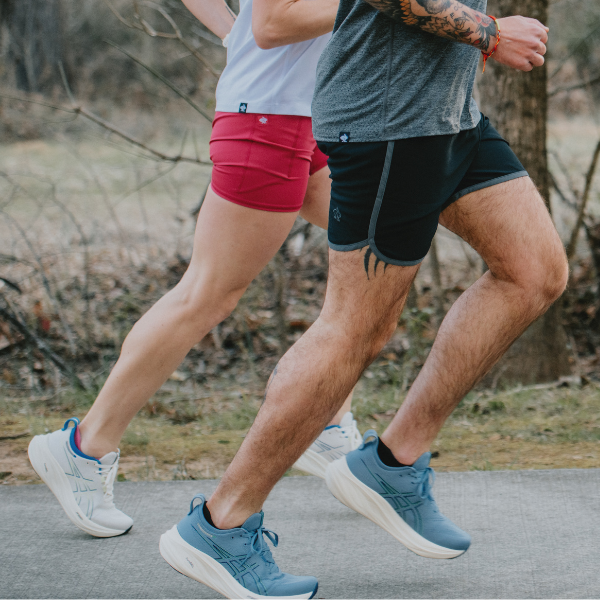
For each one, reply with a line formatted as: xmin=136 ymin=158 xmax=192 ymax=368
xmin=259 ymin=116 xmax=268 ymax=125
xmin=339 ymin=132 xmax=350 ymax=143
xmin=239 ymin=103 xmax=248 ymax=113
xmin=333 ymin=207 xmax=342 ymax=222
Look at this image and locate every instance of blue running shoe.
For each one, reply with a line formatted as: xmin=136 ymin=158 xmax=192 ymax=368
xmin=325 ymin=430 xmax=471 ymax=559
xmin=159 ymin=494 xmax=318 ymax=599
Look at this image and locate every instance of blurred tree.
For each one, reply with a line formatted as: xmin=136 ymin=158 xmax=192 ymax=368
xmin=0 ymin=0 xmax=69 ymax=93
xmin=478 ymin=0 xmax=572 ymax=384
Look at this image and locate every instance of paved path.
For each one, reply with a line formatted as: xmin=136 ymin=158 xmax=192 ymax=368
xmin=2 ymin=470 xmax=600 ymax=599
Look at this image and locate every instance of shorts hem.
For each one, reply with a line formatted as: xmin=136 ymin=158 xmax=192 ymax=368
xmin=328 ymin=240 xmax=426 ymax=267
xmin=209 ymin=183 xmax=302 ymax=213
xmin=447 ymin=170 xmax=529 ymax=205
xmin=328 ymin=240 xmax=369 ymax=252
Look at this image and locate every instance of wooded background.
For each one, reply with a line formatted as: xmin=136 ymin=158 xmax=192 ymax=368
xmin=1 ymin=0 xmax=599 ymax=402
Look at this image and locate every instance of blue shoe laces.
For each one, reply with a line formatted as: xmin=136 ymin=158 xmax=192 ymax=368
xmin=416 ymin=467 xmax=435 ymax=501
xmin=244 ymin=525 xmax=279 ymax=567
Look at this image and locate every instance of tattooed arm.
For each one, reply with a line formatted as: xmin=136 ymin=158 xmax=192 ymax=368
xmin=367 ymin=0 xmax=549 ymax=71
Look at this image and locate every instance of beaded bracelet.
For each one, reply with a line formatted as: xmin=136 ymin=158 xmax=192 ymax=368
xmin=481 ymin=16 xmax=500 ymax=73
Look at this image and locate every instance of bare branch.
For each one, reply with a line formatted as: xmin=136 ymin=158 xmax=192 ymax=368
xmin=0 ymin=93 xmax=212 ymax=166
xmin=103 ymin=0 xmax=221 ymax=77
xmin=548 ymin=169 xmax=577 ymax=212
xmin=105 ymin=40 xmax=214 ymax=124
xmin=549 ymin=73 xmax=600 ymax=97
xmin=566 ymin=139 xmax=600 ymax=261
xmin=0 ymin=297 xmax=88 ymax=391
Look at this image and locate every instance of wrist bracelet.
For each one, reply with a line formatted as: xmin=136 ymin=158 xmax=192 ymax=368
xmin=481 ymin=16 xmax=500 ymax=73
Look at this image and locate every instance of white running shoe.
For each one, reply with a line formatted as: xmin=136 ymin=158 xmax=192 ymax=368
xmin=293 ymin=412 xmax=362 ymax=479
xmin=28 ymin=417 xmax=133 ymax=537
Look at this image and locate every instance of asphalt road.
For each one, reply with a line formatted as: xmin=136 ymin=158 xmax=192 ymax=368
xmin=2 ymin=469 xmax=599 ymax=599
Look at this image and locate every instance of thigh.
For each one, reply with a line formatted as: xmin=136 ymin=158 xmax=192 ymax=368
xmin=439 ymin=176 xmax=563 ymax=281
xmin=321 ymin=248 xmax=420 ymax=333
xmin=184 ymin=186 xmax=298 ymax=294
xmin=299 ymin=165 xmax=331 ymax=230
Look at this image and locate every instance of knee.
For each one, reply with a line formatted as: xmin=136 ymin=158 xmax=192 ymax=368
xmin=345 ymin=314 xmax=398 ymax=364
xmin=172 ymin=279 xmax=242 ymax=329
xmin=502 ymin=239 xmax=569 ymax=312
xmin=529 ymin=244 xmax=568 ymax=307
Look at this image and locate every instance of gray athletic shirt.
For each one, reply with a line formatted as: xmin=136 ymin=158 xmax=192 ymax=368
xmin=312 ymin=0 xmax=487 ymax=142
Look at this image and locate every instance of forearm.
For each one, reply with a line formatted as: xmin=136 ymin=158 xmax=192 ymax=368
xmin=253 ymin=0 xmax=338 ymax=49
xmin=365 ymin=0 xmax=496 ymax=51
xmin=181 ymin=0 xmax=236 ymax=40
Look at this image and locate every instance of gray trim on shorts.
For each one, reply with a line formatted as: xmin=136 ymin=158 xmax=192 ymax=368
xmin=328 ymin=140 xmax=427 ymax=267
xmin=447 ymin=170 xmax=529 ymax=205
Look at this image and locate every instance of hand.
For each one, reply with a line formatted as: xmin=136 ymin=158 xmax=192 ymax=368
xmin=492 ymin=16 xmax=549 ymax=72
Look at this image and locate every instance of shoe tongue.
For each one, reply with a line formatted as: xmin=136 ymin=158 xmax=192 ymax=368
xmin=99 ymin=451 xmax=118 ymax=465
xmin=241 ymin=511 xmax=264 ymax=532
xmin=412 ymin=452 xmax=432 ymax=471
xmin=339 ymin=412 xmax=354 ymax=428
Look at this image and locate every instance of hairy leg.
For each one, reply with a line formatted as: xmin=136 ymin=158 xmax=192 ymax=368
xmin=208 ymin=251 xmax=419 ymax=529
xmin=299 ymin=166 xmax=355 ymax=424
xmin=79 ymin=188 xmax=299 ymax=458
xmin=382 ymin=177 xmax=569 ymax=463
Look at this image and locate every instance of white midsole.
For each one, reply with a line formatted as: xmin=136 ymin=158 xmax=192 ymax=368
xmin=325 ymin=458 xmax=466 ymax=559
xmin=159 ymin=525 xmax=315 ymax=599
xmin=28 ymin=434 xmax=127 ymax=538
xmin=292 ymin=449 xmax=329 ymax=479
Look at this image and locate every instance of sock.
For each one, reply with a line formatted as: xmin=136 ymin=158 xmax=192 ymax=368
xmin=377 ymin=438 xmax=409 ymax=468
xmin=203 ymin=502 xmax=218 ymax=527
xmin=74 ymin=427 xmax=82 ymax=450
xmin=203 ymin=503 xmax=243 ymax=530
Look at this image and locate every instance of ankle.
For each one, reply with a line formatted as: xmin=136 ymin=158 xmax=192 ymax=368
xmin=206 ymin=497 xmax=251 ymax=530
xmin=379 ymin=434 xmax=424 ymax=466
xmin=78 ymin=422 xmax=118 ymax=459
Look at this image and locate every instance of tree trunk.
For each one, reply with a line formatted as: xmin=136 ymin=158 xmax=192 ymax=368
xmin=1 ymin=0 xmax=68 ymax=94
xmin=478 ymin=0 xmax=571 ymax=385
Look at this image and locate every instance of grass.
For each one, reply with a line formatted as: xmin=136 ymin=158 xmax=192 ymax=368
xmin=2 ymin=115 xmax=600 ymax=485
xmin=2 ymin=378 xmax=600 ymax=485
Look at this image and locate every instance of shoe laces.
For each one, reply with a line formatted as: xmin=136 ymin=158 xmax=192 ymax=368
xmin=416 ymin=467 xmax=435 ymax=500
xmin=244 ymin=526 xmax=279 ymax=568
xmin=97 ymin=452 xmax=120 ymax=506
xmin=339 ymin=418 xmax=362 ymax=449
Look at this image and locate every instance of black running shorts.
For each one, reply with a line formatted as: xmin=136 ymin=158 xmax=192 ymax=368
xmin=317 ymin=115 xmax=528 ymax=266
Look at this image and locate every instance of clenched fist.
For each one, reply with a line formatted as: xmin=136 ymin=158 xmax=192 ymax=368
xmin=492 ymin=16 xmax=549 ymax=72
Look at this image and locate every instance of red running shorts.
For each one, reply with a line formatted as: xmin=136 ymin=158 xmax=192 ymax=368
xmin=209 ymin=112 xmax=329 ymax=212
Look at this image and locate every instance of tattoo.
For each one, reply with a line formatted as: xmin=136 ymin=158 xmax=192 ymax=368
xmin=362 ymin=247 xmax=389 ymax=279
xmin=262 ymin=364 xmax=278 ymax=404
xmin=363 ymin=0 xmax=496 ymax=52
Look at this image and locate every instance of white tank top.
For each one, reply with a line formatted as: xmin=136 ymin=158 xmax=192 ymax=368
xmin=215 ymin=0 xmax=331 ymax=117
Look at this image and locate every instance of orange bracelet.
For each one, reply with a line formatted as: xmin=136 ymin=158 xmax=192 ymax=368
xmin=481 ymin=15 xmax=500 ymax=73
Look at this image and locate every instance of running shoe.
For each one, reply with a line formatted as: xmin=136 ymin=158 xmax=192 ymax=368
xmin=325 ymin=430 xmax=471 ymax=559
xmin=160 ymin=494 xmax=318 ymax=599
xmin=293 ymin=411 xmax=362 ymax=478
xmin=28 ymin=417 xmax=133 ymax=537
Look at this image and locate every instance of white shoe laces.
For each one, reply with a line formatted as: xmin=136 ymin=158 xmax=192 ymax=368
xmin=339 ymin=418 xmax=362 ymax=450
xmin=98 ymin=452 xmax=120 ymax=507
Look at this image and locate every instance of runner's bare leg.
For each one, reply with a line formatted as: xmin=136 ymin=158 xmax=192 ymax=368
xmin=79 ymin=167 xmax=352 ymax=458
xmin=207 ymin=177 xmax=568 ymax=529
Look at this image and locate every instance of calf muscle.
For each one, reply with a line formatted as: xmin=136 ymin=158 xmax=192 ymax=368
xmin=207 ymin=251 xmax=419 ymax=528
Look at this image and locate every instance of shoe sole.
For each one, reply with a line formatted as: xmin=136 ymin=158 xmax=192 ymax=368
xmin=160 ymin=525 xmax=318 ymax=599
xmin=28 ymin=434 xmax=130 ymax=538
xmin=293 ymin=449 xmax=328 ymax=479
xmin=326 ymin=457 xmax=467 ymax=559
